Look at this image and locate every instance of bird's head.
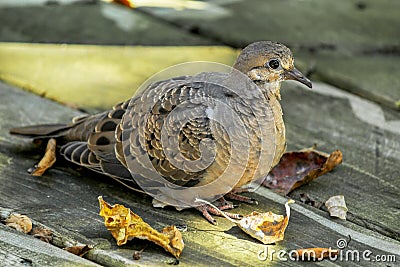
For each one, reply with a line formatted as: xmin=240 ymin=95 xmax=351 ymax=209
xmin=233 ymin=41 xmax=312 ymax=99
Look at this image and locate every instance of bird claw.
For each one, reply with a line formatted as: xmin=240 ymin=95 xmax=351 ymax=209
xmin=225 ymin=188 xmax=258 ymax=204
xmin=195 ymin=197 xmax=242 ymax=225
xmin=216 ymin=197 xmax=238 ymax=210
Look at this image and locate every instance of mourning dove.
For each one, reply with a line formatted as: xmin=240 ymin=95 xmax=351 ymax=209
xmin=10 ymin=41 xmax=312 ymax=224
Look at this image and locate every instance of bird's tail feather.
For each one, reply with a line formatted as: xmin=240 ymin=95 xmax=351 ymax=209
xmin=9 ymin=124 xmax=72 ymax=138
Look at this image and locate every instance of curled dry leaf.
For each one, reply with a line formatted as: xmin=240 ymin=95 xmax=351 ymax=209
xmin=31 ymin=138 xmax=57 ymax=176
xmin=294 ymin=247 xmax=339 ymax=261
xmin=98 ymin=196 xmax=184 ymax=258
xmin=64 ymin=245 xmax=93 ymax=257
xmin=325 ymin=195 xmax=348 ymax=220
xmin=197 ymin=199 xmax=294 ymax=244
xmin=5 ymin=213 xmax=32 ymax=233
xmin=237 ymin=200 xmax=294 ymax=244
xmin=30 ymin=226 xmax=53 ymax=243
xmin=263 ymin=148 xmax=343 ymax=195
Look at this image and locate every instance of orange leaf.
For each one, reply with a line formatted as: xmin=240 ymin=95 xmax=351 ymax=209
xmin=101 ymin=0 xmax=135 ymax=8
xmin=31 ymin=138 xmax=57 ymax=176
xmin=98 ymin=196 xmax=184 ymax=258
xmin=294 ymin=247 xmax=339 ymax=261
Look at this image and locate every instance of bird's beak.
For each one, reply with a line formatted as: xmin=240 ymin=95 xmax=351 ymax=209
xmin=283 ymin=67 xmax=312 ymax=88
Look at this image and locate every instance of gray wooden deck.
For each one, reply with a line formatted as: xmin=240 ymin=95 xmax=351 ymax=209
xmin=0 ymin=0 xmax=399 ymax=266
xmin=1 ymin=79 xmax=399 ymax=266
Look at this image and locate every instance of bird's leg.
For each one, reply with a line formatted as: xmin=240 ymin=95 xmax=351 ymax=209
xmin=225 ymin=187 xmax=258 ymax=204
xmin=195 ymin=197 xmax=242 ymax=225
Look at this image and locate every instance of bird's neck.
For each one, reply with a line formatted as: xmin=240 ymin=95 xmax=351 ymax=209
xmin=261 ymin=80 xmax=286 ymax=167
xmin=259 ymin=81 xmax=282 ymax=101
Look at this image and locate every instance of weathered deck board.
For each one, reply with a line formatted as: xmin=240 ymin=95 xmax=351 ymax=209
xmin=0 ymin=43 xmax=236 ymax=111
xmin=139 ymin=0 xmax=400 ymax=110
xmin=0 ymin=2 xmax=214 ymax=46
xmin=3 ymin=0 xmax=400 ymax=110
xmin=0 ymin=223 xmax=100 ymax=267
xmin=281 ymin=82 xmax=400 ymax=237
xmin=1 ymin=80 xmax=399 ymax=266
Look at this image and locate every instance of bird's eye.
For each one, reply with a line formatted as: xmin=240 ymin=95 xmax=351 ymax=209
xmin=268 ymin=59 xmax=280 ymax=69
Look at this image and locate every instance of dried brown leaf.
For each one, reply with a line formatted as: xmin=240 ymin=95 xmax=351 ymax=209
xmin=263 ymin=148 xmax=343 ymax=195
xmin=5 ymin=213 xmax=32 ymax=233
xmin=294 ymin=247 xmax=339 ymax=261
xmin=98 ymin=196 xmax=184 ymax=258
xmin=31 ymin=138 xmax=57 ymax=176
xmin=64 ymin=245 xmax=93 ymax=257
xmin=30 ymin=226 xmax=53 ymax=243
xmin=325 ymin=195 xmax=348 ymax=220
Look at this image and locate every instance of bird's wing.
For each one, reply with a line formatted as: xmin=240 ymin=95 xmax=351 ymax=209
xmin=119 ymin=72 xmax=271 ymax=190
xmin=121 ymin=75 xmax=227 ymax=188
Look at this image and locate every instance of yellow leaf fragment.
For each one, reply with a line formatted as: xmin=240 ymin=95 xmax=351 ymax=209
xmin=98 ymin=196 xmax=184 ymax=258
xmin=5 ymin=213 xmax=32 ymax=233
xmin=237 ymin=200 xmax=294 ymax=244
xmin=32 ymin=138 xmax=56 ymax=176
xmin=325 ymin=195 xmax=347 ymax=220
